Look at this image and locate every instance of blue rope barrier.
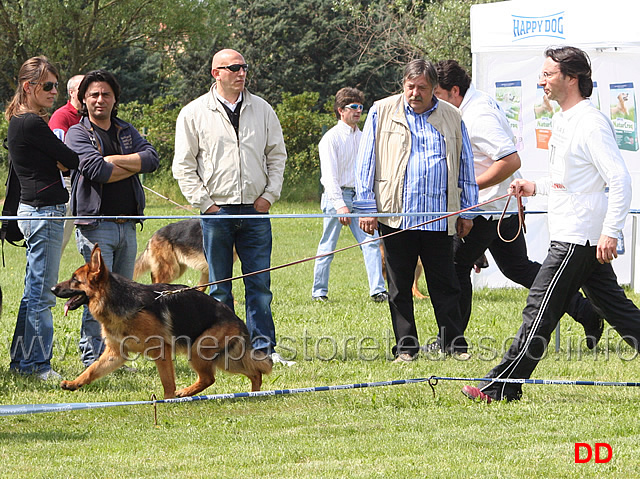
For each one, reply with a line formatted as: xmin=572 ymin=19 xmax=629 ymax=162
xmin=428 ymin=376 xmax=640 ymax=388
xmin=0 ymin=378 xmax=430 ymax=417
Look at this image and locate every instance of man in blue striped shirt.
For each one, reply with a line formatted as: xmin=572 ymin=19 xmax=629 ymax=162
xmin=354 ymin=59 xmax=478 ymax=362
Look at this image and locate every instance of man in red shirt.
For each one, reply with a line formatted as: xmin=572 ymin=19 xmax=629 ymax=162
xmin=49 ymin=74 xmax=83 ymax=250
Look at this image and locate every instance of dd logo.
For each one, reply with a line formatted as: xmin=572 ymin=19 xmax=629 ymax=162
xmin=574 ymin=443 xmax=613 ymax=463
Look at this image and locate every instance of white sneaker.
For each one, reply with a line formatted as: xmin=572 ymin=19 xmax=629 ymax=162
xmin=271 ymin=352 xmax=296 ymax=366
xmin=35 ymin=369 xmax=62 ymax=381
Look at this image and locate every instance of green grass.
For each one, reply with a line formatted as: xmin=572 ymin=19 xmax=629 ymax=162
xmin=1 ymin=200 xmax=640 ymax=478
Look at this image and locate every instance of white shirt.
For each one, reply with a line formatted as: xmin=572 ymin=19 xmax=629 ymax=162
xmin=459 ymin=84 xmax=520 ymax=212
xmin=319 ymin=120 xmax=361 ymax=210
xmin=537 ymin=99 xmax=631 ymax=244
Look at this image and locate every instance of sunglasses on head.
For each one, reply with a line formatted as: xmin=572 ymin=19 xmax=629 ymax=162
xmin=29 ymin=81 xmax=58 ymax=92
xmin=217 ymin=63 xmax=249 ymax=72
xmin=344 ymin=103 xmax=364 ymax=111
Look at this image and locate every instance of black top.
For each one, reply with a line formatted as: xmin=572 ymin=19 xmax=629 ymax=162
xmin=92 ymin=122 xmax=137 ymax=216
xmin=7 ymin=112 xmax=79 ymax=206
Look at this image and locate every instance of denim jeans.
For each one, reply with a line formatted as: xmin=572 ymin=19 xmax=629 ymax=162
xmin=312 ymin=188 xmax=385 ymax=297
xmin=201 ymin=205 xmax=275 ymax=352
xmin=10 ymin=203 xmax=66 ymax=374
xmin=75 ymin=221 xmax=137 ymax=366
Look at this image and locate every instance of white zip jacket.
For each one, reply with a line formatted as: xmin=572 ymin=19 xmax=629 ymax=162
xmin=173 ymin=86 xmax=287 ymax=212
xmin=537 ymin=100 xmax=631 ymax=245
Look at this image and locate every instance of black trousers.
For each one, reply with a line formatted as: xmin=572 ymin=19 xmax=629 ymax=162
xmin=454 ymin=214 xmax=597 ymax=334
xmin=380 ymin=224 xmax=467 ymax=356
xmin=479 ymin=241 xmax=640 ymax=401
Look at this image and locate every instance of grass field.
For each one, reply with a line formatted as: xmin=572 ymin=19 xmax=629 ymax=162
xmin=1 ymin=199 xmax=639 ymax=478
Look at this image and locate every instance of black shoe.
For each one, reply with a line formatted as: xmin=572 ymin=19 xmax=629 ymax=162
xmin=420 ymin=341 xmax=441 ymax=354
xmin=312 ymin=296 xmax=328 ymax=303
xmin=584 ymin=316 xmax=604 ymax=350
xmin=371 ymin=291 xmax=389 ymax=302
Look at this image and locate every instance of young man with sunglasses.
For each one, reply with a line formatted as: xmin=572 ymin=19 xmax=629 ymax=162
xmin=173 ymin=49 xmax=291 ymax=365
xmin=311 ymin=87 xmax=387 ymax=303
xmin=66 ymin=70 xmax=159 ymax=367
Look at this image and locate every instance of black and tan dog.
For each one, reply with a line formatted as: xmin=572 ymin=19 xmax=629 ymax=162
xmin=133 ymin=219 xmax=209 ymax=289
xmin=52 ymin=244 xmax=272 ymax=399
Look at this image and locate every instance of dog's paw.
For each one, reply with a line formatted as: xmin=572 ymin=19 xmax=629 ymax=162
xmin=60 ymin=380 xmax=79 ymax=391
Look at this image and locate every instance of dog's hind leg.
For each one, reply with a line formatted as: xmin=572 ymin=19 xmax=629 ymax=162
xmin=174 ymin=335 xmax=221 ymax=397
xmin=60 ymin=345 xmax=126 ymax=391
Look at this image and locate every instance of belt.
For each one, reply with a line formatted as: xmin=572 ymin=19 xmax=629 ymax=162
xmin=103 ymin=218 xmax=133 ymax=224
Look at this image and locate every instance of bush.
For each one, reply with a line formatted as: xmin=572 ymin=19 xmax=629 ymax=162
xmin=275 ymin=92 xmax=334 ymax=201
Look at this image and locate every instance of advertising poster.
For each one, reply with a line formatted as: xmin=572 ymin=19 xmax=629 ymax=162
xmin=495 ymin=80 xmax=524 ymax=149
xmin=610 ymin=82 xmax=638 ymax=151
xmin=533 ymin=85 xmax=559 ymax=149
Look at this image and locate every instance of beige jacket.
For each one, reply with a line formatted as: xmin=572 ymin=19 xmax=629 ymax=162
xmin=374 ymin=94 xmax=464 ymax=234
xmin=173 ymin=86 xmax=287 ymax=212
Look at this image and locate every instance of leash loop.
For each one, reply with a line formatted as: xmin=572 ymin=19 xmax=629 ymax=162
xmin=496 ymin=188 xmax=526 ymax=243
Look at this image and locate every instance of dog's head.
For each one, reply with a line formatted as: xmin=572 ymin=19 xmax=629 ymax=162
xmin=52 ymin=244 xmax=109 ymax=316
xmin=619 ymin=93 xmax=629 ymax=102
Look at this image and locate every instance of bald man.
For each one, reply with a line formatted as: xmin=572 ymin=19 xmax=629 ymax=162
xmin=173 ymin=49 xmax=291 ymax=365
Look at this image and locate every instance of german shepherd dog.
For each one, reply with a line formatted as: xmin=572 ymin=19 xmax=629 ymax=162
xmin=52 ymin=245 xmax=272 ymax=399
xmin=133 ymin=219 xmax=238 ymax=292
xmin=133 ymin=219 xmax=210 ymax=289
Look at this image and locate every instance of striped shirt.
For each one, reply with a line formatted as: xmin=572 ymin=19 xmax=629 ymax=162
xmin=354 ymin=97 xmax=478 ymax=231
xmin=319 ymin=120 xmax=360 ymax=210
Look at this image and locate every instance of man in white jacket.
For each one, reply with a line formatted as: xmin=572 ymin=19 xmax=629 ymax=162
xmin=463 ymin=46 xmax=640 ymax=402
xmin=173 ymin=49 xmax=290 ymax=364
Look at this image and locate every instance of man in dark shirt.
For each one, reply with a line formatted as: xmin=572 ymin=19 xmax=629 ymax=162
xmin=65 ymin=70 xmax=159 ymax=367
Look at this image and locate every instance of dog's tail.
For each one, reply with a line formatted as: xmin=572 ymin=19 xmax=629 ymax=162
xmin=133 ymin=243 xmax=151 ymax=280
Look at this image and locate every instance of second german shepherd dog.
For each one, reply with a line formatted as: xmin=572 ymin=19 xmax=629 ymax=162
xmin=52 ymin=245 xmax=272 ymax=399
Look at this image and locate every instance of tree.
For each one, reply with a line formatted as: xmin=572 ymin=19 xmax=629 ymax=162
xmin=0 ymin=0 xmax=223 ymax=102
xmin=338 ymin=0 xmax=498 ymax=74
xmin=227 ymin=0 xmax=402 ymax=107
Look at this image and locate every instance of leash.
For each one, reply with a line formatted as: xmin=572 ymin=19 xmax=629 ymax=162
xmin=142 ymin=184 xmax=195 ymax=212
xmin=496 ymin=185 xmax=526 ymax=243
xmin=156 ymin=192 xmax=524 ymax=298
xmin=426 ymin=375 xmax=640 ymax=398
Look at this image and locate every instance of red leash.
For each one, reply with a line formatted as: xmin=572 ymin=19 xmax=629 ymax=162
xmin=156 ymin=192 xmax=524 ymax=297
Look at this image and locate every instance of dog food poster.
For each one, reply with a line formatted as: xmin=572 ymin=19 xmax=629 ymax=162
xmin=495 ymin=81 xmax=523 ymax=150
xmin=533 ymin=85 xmax=559 ymax=150
xmin=610 ymin=82 xmax=638 ymax=152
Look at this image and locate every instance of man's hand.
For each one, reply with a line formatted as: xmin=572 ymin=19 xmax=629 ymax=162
xmin=509 ymin=178 xmax=536 ymax=197
xmin=337 ymin=206 xmax=351 ymax=226
xmin=204 ymin=204 xmax=220 ymax=214
xmin=456 ymin=217 xmax=473 ymax=238
xmin=56 ymin=161 xmax=69 ymax=172
xmin=597 ymin=234 xmax=618 ymax=264
xmin=359 ymin=217 xmax=378 ymax=235
xmin=254 ymin=197 xmax=271 ymax=213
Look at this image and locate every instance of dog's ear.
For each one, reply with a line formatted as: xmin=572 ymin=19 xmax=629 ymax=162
xmin=89 ymin=244 xmax=106 ymax=276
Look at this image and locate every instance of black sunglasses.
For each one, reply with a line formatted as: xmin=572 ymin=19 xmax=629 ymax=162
xmin=217 ymin=63 xmax=249 ymax=72
xmin=29 ymin=81 xmax=58 ymax=92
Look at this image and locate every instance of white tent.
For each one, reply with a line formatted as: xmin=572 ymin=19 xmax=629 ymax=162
xmin=469 ymin=0 xmax=640 ymax=290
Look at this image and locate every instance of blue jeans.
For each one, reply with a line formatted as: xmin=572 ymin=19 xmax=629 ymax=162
xmin=201 ymin=206 xmax=275 ymax=352
xmin=75 ymin=221 xmax=137 ymax=366
xmin=312 ymin=189 xmax=385 ymax=297
xmin=10 ymin=203 xmax=66 ymax=374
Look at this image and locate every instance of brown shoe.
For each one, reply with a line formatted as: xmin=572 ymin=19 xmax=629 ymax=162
xmin=392 ymin=353 xmax=417 ymax=363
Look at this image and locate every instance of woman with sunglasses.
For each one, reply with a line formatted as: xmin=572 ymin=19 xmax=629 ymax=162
xmin=5 ymin=56 xmax=79 ymax=380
